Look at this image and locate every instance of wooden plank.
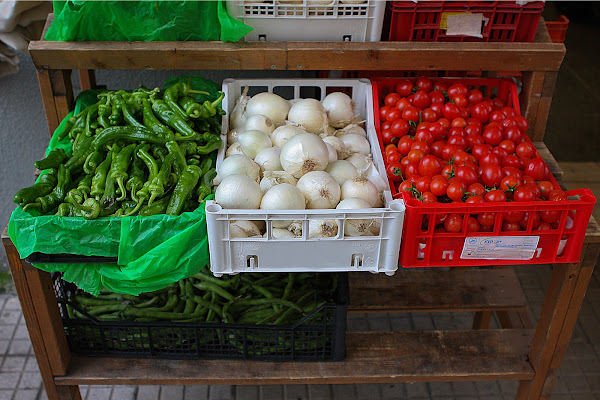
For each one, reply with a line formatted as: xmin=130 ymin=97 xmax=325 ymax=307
xmin=3 ymin=239 xmax=81 ymax=400
xmin=535 ymin=142 xmax=563 ymax=180
xmin=23 ymin=266 xmax=71 ymax=376
xmin=520 ymin=71 xmax=545 ymax=139
xmin=30 ymin=41 xmax=289 ymax=71
xmin=586 ymin=216 xmax=600 ymax=243
xmin=55 ymin=329 xmax=534 ymax=386
xmin=472 ymin=311 xmax=492 ymax=329
xmin=497 ymin=309 xmax=534 ymax=329
xmin=348 ymin=269 xmax=527 ymax=313
xmin=50 ymin=70 xmax=74 ymax=121
xmin=532 ymin=72 xmax=559 ymax=142
xmin=559 ymin=161 xmax=600 ymax=183
xmin=77 ymin=70 xmax=96 ymax=91
xmin=36 ymin=69 xmax=60 ymax=135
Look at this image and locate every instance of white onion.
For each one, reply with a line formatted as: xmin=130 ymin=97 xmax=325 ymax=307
xmin=254 ymin=147 xmax=282 ymax=172
xmin=230 ymin=88 xmax=250 ymax=130
xmin=346 ymin=153 xmax=372 ymax=175
xmin=362 ymin=162 xmax=388 ymax=193
xmin=244 ymin=114 xmax=275 ymax=136
xmin=326 ymin=143 xmax=338 ymax=163
xmin=227 ymin=129 xmax=240 ymax=145
xmin=280 ymin=133 xmax=329 ymax=178
xmin=287 ymin=98 xmax=328 ymax=134
xmin=259 ymin=171 xmax=297 ymax=193
xmin=267 ymin=228 xmax=298 ymax=239
xmin=336 ymin=198 xmax=377 ymax=237
xmin=246 ymin=92 xmax=290 ymax=127
xmin=308 ymin=219 xmax=338 ymax=239
xmin=270 ymin=124 xmax=305 ymax=148
xmin=230 ymin=220 xmax=262 ymax=238
xmin=322 ymin=92 xmax=358 ymax=128
xmin=226 ymin=142 xmax=245 ymax=157
xmin=237 ymin=130 xmax=272 ymax=159
xmin=325 ymin=160 xmax=359 ymax=186
xmin=215 ymin=174 xmax=263 ymax=209
xmin=287 ymin=220 xmax=303 ymax=237
xmin=335 ymin=123 xmax=367 ymax=138
xmin=214 ymin=154 xmax=260 ymax=184
xmin=260 ymin=183 xmax=306 ymax=210
xmin=341 ymin=176 xmax=379 ymax=207
xmin=339 ymin=133 xmax=371 ymax=156
xmin=322 ymin=135 xmax=350 ymax=160
xmin=296 ymin=171 xmax=341 ymax=209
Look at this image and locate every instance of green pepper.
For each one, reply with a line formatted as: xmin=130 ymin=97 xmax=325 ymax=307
xmin=55 ymin=202 xmax=82 ymax=217
xmin=178 ymin=96 xmax=204 ymax=119
xmin=147 ymin=153 xmax=174 ymax=205
xmin=23 ymin=164 xmax=71 ymax=214
xmin=126 ymin=145 xmax=147 ymax=202
xmin=34 ymin=149 xmax=68 ymax=171
xmin=83 ymin=103 xmax=100 ymax=138
xmin=64 ymin=135 xmax=95 ymax=173
xmin=92 ymin=125 xmax=196 ymax=150
xmin=137 ymin=147 xmax=159 ymax=181
xmin=196 ymin=168 xmax=216 ymax=201
xmin=90 ymin=151 xmax=113 ymax=199
xmin=13 ymin=171 xmax=57 ymax=206
xmin=97 ymin=94 xmax=112 ymax=129
xmin=197 ymin=92 xmax=225 ymax=119
xmin=165 ymin=165 xmax=201 ymax=215
xmin=113 ymin=94 xmax=145 ymax=129
xmin=179 ymin=142 xmax=198 ymax=156
xmin=136 ymin=193 xmax=171 ymax=216
xmin=141 ymin=99 xmax=174 ymax=140
xmin=199 ymin=157 xmax=213 ymax=176
xmin=69 ymin=197 xmax=101 ymax=220
xmin=108 ymin=94 xmax=124 ymax=126
xmin=66 ymin=174 xmax=92 ymax=205
xmin=165 ymin=140 xmax=186 ymax=176
xmin=109 ymin=143 xmax=136 ymax=201
xmin=83 ymin=149 xmax=105 ymax=175
xmin=151 ymin=99 xmax=199 ymax=137
xmin=196 ymin=134 xmax=222 ymax=155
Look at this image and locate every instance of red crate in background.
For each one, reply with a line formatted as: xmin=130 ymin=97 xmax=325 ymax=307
xmin=545 ymin=15 xmax=569 ymax=43
xmin=371 ymin=77 xmax=596 ymax=267
xmin=384 ymin=1 xmax=545 ymax=42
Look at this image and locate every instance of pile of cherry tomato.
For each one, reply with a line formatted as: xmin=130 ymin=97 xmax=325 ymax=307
xmin=379 ymin=77 xmax=567 ymax=234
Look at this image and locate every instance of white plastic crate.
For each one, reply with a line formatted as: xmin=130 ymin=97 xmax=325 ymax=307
xmin=206 ymin=78 xmax=405 ymax=276
xmin=227 ymin=0 xmax=385 ymax=42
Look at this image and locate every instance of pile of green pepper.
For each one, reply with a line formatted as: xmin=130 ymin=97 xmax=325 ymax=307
xmin=14 ymin=83 xmax=223 ymax=218
xmin=66 ymin=269 xmax=338 ymax=325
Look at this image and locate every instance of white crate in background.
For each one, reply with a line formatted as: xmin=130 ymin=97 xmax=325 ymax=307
xmin=206 ymin=78 xmax=405 ymax=276
xmin=227 ymin=0 xmax=385 ymax=42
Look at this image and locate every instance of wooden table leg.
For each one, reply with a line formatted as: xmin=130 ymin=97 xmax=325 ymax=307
xmin=78 ymin=70 xmax=96 ymax=91
xmin=3 ymin=240 xmax=81 ymax=400
xmin=36 ymin=69 xmax=74 ymax=136
xmin=515 ymin=242 xmax=600 ymax=400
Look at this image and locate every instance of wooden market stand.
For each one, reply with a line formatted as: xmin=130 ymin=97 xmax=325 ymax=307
xmin=3 ymin=16 xmax=600 ymax=400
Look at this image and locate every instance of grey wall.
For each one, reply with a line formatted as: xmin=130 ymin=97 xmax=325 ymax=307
xmin=0 ymin=53 xmax=302 ymax=269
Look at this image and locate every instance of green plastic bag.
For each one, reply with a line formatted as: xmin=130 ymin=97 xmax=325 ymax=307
xmin=45 ymin=1 xmax=252 ymax=42
xmin=7 ymin=81 xmax=217 ymax=296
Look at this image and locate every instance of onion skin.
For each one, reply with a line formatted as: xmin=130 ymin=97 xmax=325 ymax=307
xmin=246 ymin=92 xmax=290 ymax=127
xmin=280 ymin=133 xmax=329 ymax=179
xmin=296 ymin=171 xmax=341 ymax=209
xmin=215 ymin=174 xmax=263 ymax=210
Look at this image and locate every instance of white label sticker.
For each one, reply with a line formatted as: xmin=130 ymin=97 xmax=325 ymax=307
xmin=461 ymin=236 xmax=540 ymax=260
xmin=445 ymin=13 xmax=487 ymax=38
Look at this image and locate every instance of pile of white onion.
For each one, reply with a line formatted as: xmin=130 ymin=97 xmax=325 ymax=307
xmin=216 ymin=90 xmax=385 ymax=238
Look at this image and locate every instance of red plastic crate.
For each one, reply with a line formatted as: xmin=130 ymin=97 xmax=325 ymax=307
xmin=545 ymin=15 xmax=569 ymax=43
xmin=371 ymin=77 xmax=597 ymax=267
xmin=385 ymin=1 xmax=545 ymax=42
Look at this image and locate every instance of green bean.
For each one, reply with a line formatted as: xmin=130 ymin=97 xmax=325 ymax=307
xmin=192 ymin=281 xmax=235 ymax=302
xmin=86 ymin=304 xmax=128 ymax=316
xmin=230 ymin=298 xmax=303 ymax=313
xmin=192 ymin=270 xmax=233 ymax=288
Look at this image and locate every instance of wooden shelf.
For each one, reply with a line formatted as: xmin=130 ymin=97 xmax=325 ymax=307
xmin=55 ymin=329 xmax=534 ymax=386
xmin=349 ymin=269 xmax=527 ymax=313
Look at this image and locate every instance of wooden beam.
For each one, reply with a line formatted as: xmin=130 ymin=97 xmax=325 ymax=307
xmin=56 ymin=330 xmax=534 ymax=386
xmin=77 ymin=70 xmax=96 ymax=91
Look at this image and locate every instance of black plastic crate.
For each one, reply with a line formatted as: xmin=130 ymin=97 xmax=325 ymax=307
xmin=52 ymin=273 xmax=348 ymax=361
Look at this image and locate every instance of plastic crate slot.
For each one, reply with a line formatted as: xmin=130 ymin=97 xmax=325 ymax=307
xmin=343 ymin=35 xmax=352 ymax=42
xmin=442 ymin=250 xmax=454 ymax=261
xmin=246 ymin=255 xmax=258 ymax=269
xmin=351 ymin=253 xmax=363 ymax=268
xmin=258 ymin=34 xmax=267 ymax=41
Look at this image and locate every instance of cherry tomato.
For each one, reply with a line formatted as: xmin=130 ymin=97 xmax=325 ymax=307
xmin=451 ymin=151 xmax=470 ymax=166
xmin=442 ymin=103 xmax=460 ymax=120
xmin=379 ymin=105 xmax=392 ymax=122
xmin=485 ymin=190 xmax=507 ymax=203
xmin=430 ymin=178 xmax=449 ymax=197
xmin=503 ymin=211 xmax=525 ymax=223
xmin=500 ymin=175 xmax=523 ymax=193
xmin=492 ymin=146 xmax=509 ymax=159
xmin=411 ymin=140 xmax=430 ymax=154
xmin=481 ymin=164 xmax=503 ymax=188
xmin=503 ymin=221 xmax=521 ymax=232
xmin=498 ymin=139 xmax=516 ymax=155
xmin=466 ymin=217 xmax=480 ymax=232
xmin=415 ymin=176 xmax=432 ymax=193
xmin=514 ymin=115 xmax=529 ymax=133
xmin=387 ymin=163 xmax=405 ymax=182
xmin=430 ymin=140 xmax=446 ymax=158
xmin=477 ymin=212 xmax=496 ymax=227
xmin=540 ymin=209 xmax=561 ymax=224
xmin=407 ymin=149 xmax=425 ymax=163
xmin=471 ymin=144 xmax=492 ymax=161
xmin=467 ymin=90 xmax=484 ymax=105
xmin=503 ymin=127 xmax=522 ymax=144
xmin=387 ymin=151 xmax=401 ymax=164
xmin=464 ymin=123 xmax=482 ymax=136
xmin=536 ymin=222 xmax=553 ymax=231
xmin=516 ymin=142 xmax=536 ymax=159
xmin=448 ymin=84 xmax=468 ymax=99
xmin=456 ymin=166 xmax=478 ymax=187
xmin=428 ymin=122 xmax=445 ymax=140
xmin=513 ymin=186 xmax=536 ymax=202
xmin=479 ymin=153 xmax=502 ymax=167
xmin=489 ymin=110 xmax=506 ymax=123
xmin=441 ymin=144 xmax=463 ymax=161
xmin=433 ymin=82 xmax=449 ymax=92
xmin=453 ymin=95 xmax=468 ymax=108
xmin=466 ymin=195 xmax=484 ymax=204
xmin=483 ymin=126 xmax=503 ymax=146
xmin=502 ymin=166 xmax=523 ymax=179
xmin=444 ymin=213 xmax=463 ymax=233
xmin=446 ymin=183 xmax=465 ymax=201
xmin=399 ymin=179 xmax=414 ymax=194
xmin=501 ymin=117 xmax=517 ymax=131
xmin=522 ymin=182 xmax=541 ymax=199
xmin=402 ymin=106 xmax=421 ymax=123
xmin=398 ymin=136 xmax=415 ymax=156
xmin=467 ymin=183 xmax=486 ymax=197
xmin=418 ymin=155 xmax=443 ymax=177
xmin=384 ymin=93 xmax=402 ymax=107
xmin=422 ymin=108 xmax=438 ymax=123
xmin=524 ymin=158 xmax=546 ymax=181
xmin=442 ymin=164 xmax=456 ymax=179
xmin=548 ymin=190 xmax=567 ymax=201
xmin=520 ymin=211 xmax=541 ymax=230
xmin=466 ymin=134 xmax=484 ymax=149
xmin=381 ymin=129 xmax=396 ymax=145
xmin=472 ymin=103 xmax=490 ymax=123
xmin=395 ymin=80 xmax=413 ymax=97
xmin=429 ymin=91 xmax=445 ymax=104
xmin=396 ymin=98 xmax=411 ymax=111
xmin=447 ymin=134 xmax=467 ymax=149
xmin=538 ymin=181 xmax=554 ymax=199
xmin=438 ymin=117 xmax=451 ymax=132
xmin=386 ymin=107 xmax=402 ymax=123
xmin=404 ymin=162 xmax=420 ymax=179
xmin=502 ymin=155 xmax=522 ymax=169
xmin=415 ymin=77 xmax=433 ymax=93
xmin=415 ymin=129 xmax=434 ymax=144
xmin=412 ymin=90 xmax=431 ymax=109
xmin=390 ymin=118 xmax=410 ymax=138
xmin=421 ymin=191 xmax=438 ymax=204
